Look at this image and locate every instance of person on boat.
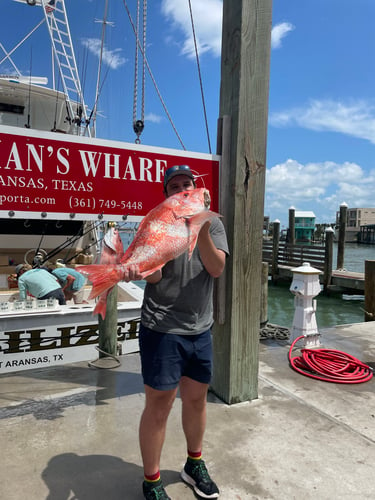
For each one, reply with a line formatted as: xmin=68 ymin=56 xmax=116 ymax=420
xmin=51 ymin=267 xmax=87 ymax=304
xmin=124 ymin=165 xmax=229 ymax=500
xmin=15 ymin=264 xmax=66 ymax=305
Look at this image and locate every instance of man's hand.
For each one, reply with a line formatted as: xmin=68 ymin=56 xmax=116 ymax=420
xmin=122 ymin=264 xmax=143 ymax=282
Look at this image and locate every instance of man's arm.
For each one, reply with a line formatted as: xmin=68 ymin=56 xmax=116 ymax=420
xmin=18 ymin=277 xmax=27 ymax=300
xmin=65 ymin=274 xmax=75 ymax=290
xmin=197 ymin=222 xmax=226 ymax=278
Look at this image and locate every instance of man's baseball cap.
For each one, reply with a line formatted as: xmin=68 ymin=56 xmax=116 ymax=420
xmin=15 ymin=264 xmax=24 ymax=276
xmin=163 ymin=165 xmax=195 ymax=188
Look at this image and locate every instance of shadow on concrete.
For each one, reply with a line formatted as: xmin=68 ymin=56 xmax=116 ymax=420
xmin=0 ymin=366 xmax=144 ymax=421
xmin=41 ymin=453 xmax=181 ymax=500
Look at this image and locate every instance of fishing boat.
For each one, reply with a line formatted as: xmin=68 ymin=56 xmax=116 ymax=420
xmin=0 ymin=0 xmax=220 ymax=373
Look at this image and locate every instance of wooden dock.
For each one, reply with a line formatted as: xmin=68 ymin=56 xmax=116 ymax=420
xmin=262 ymin=239 xmax=365 ymax=293
xmin=273 ymin=264 xmax=364 ymax=293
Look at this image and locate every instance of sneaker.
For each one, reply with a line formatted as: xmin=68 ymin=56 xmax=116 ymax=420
xmin=181 ymin=458 xmax=220 ymax=498
xmin=142 ymin=479 xmax=171 ymax=500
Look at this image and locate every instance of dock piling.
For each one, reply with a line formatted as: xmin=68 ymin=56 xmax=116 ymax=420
xmin=364 ymin=260 xmax=375 ymax=322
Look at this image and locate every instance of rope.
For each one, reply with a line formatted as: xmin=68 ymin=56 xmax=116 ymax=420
xmin=187 ymin=0 xmax=212 ymax=153
xmin=92 ymin=0 xmax=109 ymax=132
xmin=132 ymin=0 xmax=140 ymax=128
xmin=260 ymin=323 xmax=290 ymax=341
xmin=288 ymin=335 xmax=373 ymax=384
xmin=88 ymin=346 xmax=121 ymax=369
xmin=132 ymin=0 xmax=146 ymax=143
xmin=122 ymin=0 xmax=186 ymax=149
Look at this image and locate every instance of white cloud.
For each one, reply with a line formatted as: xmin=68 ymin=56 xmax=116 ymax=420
xmin=265 ymin=159 xmax=375 ymax=224
xmin=269 ymin=99 xmax=375 ymax=145
xmin=160 ymin=5 xmax=294 ymax=58
xmin=161 ymin=0 xmax=222 ymax=58
xmin=145 ymin=112 xmax=163 ymax=124
xmin=81 ymin=38 xmax=127 ymax=69
xmin=271 ymin=22 xmax=295 ymax=49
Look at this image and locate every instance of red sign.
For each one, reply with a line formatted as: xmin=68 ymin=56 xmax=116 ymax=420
xmin=0 ymin=126 xmax=220 ymax=221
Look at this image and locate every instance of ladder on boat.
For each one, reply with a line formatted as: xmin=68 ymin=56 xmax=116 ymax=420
xmin=42 ymin=0 xmax=91 ymax=135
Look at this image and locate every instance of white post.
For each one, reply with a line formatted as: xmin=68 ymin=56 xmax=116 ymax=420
xmin=289 ymin=262 xmax=322 ymax=348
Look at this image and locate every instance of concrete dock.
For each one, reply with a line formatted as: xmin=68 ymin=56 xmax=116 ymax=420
xmin=0 ymin=322 xmax=374 ymax=499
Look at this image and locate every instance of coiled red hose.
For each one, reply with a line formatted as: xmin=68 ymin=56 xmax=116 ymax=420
xmin=288 ymin=335 xmax=373 ymax=384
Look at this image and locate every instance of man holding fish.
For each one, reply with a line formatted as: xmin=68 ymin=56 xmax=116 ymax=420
xmin=125 ymin=165 xmax=228 ymax=500
xmin=78 ymin=164 xmax=228 ymax=499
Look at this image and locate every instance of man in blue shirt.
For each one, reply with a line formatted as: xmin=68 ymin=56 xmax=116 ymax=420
xmin=52 ymin=267 xmax=87 ymax=304
xmin=16 ymin=264 xmax=66 ymax=305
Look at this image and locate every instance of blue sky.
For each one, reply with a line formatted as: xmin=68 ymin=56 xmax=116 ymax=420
xmin=2 ymin=0 xmax=375 ymax=227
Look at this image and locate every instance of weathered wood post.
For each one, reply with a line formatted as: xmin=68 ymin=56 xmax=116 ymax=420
xmin=337 ymin=202 xmax=347 ymax=269
xmin=323 ymin=227 xmax=334 ymax=291
xmin=288 ymin=207 xmax=295 ymax=245
xmin=211 ymin=0 xmax=273 ymax=403
xmin=260 ymin=262 xmax=268 ymax=326
xmin=364 ymin=260 xmax=375 ymax=321
xmin=96 ymin=222 xmax=119 ymax=361
xmin=98 ymin=285 xmax=119 ymax=356
xmin=271 ymin=219 xmax=280 ymax=281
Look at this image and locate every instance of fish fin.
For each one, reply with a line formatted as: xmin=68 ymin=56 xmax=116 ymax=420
xmin=76 ymin=264 xmax=123 ymax=300
xmin=140 ymin=265 xmax=164 ymax=280
xmin=93 ymin=291 xmax=110 ymax=319
xmin=184 ymin=210 xmax=221 ymax=225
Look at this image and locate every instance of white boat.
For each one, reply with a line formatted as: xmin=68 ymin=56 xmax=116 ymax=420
xmin=0 ymin=0 xmax=144 ymax=373
xmin=0 ymin=0 xmax=220 ymax=374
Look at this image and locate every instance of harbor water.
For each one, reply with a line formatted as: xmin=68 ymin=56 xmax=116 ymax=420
xmin=268 ymin=243 xmax=375 ymax=329
xmin=119 ymin=229 xmax=373 ymax=330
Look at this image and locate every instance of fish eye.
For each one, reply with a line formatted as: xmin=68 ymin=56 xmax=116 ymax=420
xmin=184 ymin=193 xmax=188 ymax=197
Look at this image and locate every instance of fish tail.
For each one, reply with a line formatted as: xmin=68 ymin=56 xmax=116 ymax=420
xmin=93 ymin=292 xmax=109 ymax=319
xmin=76 ymin=264 xmax=124 ymax=300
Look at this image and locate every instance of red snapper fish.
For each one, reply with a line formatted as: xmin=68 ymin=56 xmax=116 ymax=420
xmin=92 ymin=226 xmax=124 ymax=318
xmin=77 ymin=188 xmax=219 ymax=311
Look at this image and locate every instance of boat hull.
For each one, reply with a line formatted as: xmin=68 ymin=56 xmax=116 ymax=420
xmin=0 ymin=282 xmax=143 ymax=374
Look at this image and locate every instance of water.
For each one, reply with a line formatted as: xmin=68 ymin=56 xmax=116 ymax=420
xmin=118 ymin=227 xmax=373 ymax=329
xmin=267 ymin=282 xmax=365 ymax=329
xmin=332 ymin=242 xmax=375 ymax=273
xmin=268 ymin=243 xmax=374 ymax=329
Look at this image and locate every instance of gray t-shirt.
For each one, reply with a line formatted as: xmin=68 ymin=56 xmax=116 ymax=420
xmin=141 ymin=218 xmax=229 ymax=335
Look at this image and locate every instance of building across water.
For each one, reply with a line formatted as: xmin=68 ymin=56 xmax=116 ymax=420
xmin=294 ymin=211 xmax=315 ymax=242
xmin=335 ymin=207 xmax=375 ymax=243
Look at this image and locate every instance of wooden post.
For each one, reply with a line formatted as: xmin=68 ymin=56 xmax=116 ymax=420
xmin=260 ymin=262 xmax=268 ymax=326
xmin=288 ymin=207 xmax=295 ymax=245
xmin=97 ymin=222 xmax=119 ymax=358
xmin=337 ymin=202 xmax=347 ymax=269
xmin=211 ymin=0 xmax=272 ymax=403
xmin=214 ymin=115 xmax=231 ymax=325
xmin=364 ymin=260 xmax=375 ymax=322
xmin=323 ymin=227 xmax=334 ymax=291
xmin=98 ymin=285 xmax=118 ymax=356
xmin=271 ymin=220 xmax=280 ymax=280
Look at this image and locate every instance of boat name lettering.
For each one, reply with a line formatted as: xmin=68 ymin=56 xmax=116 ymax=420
xmin=0 ymin=319 xmax=140 ymax=355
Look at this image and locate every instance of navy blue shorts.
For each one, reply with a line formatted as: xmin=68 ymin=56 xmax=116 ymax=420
xmin=139 ymin=324 xmax=213 ymax=390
